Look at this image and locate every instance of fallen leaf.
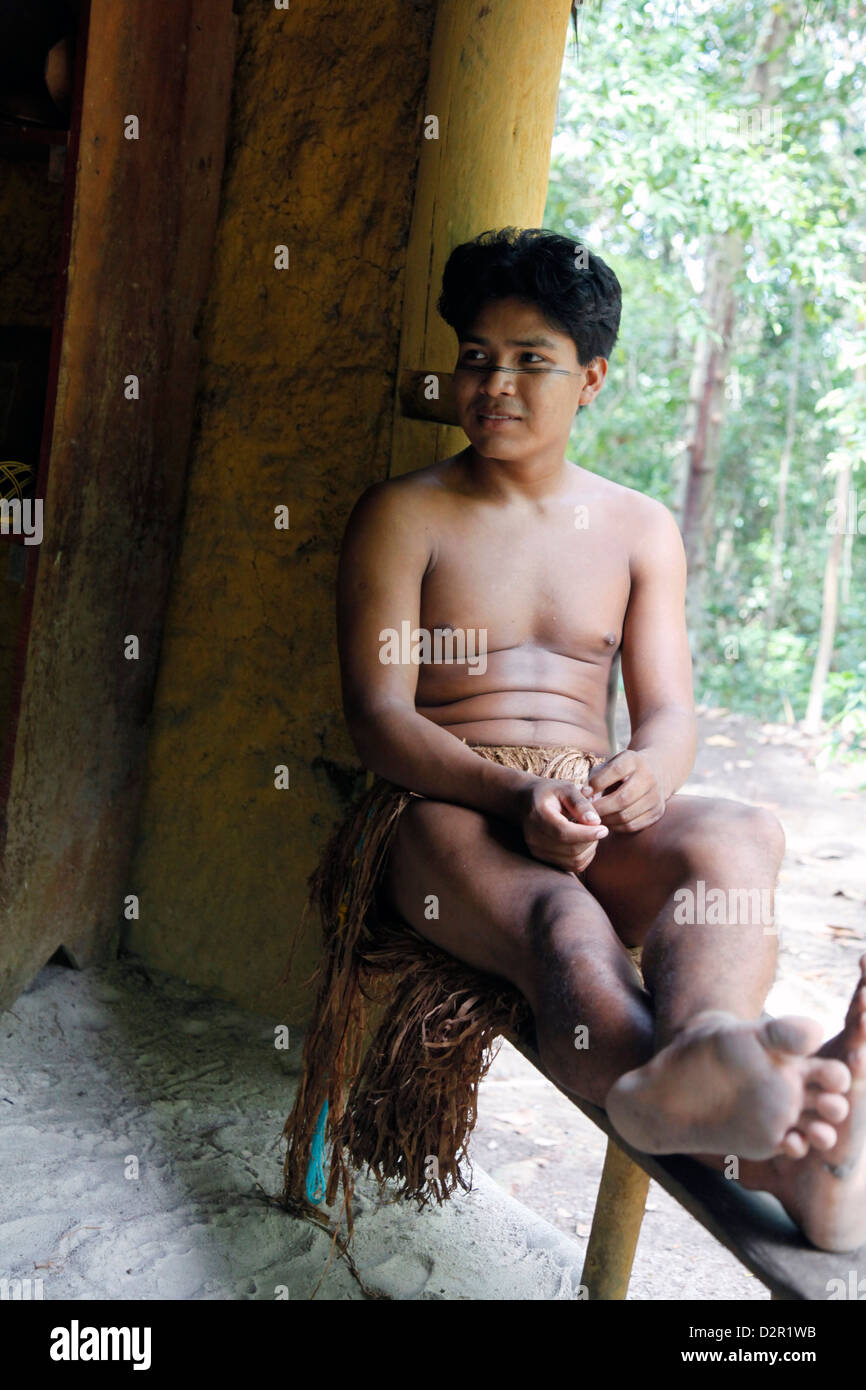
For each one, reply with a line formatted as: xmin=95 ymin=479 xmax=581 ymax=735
xmin=491 ymin=1110 xmax=535 ymax=1134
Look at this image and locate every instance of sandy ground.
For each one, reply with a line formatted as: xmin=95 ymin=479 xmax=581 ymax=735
xmin=0 ymin=958 xmax=591 ymax=1301
xmin=1 ymin=706 xmax=863 ymax=1301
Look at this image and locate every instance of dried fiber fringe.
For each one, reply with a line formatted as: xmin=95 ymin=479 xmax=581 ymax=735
xmin=281 ymin=745 xmax=604 ymax=1237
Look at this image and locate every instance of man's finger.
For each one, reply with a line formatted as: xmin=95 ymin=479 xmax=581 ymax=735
xmin=590 ymin=775 xmax=642 ymax=816
xmin=583 ymin=755 xmax=630 ymax=799
xmin=598 ymin=789 xmax=661 ymax=831
xmin=537 ymin=788 xmax=600 ymax=826
xmin=532 ymin=819 xmax=609 ymax=847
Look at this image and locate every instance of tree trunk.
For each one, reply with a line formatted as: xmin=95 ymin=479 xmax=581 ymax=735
xmin=766 ymin=282 xmax=803 ymax=636
xmin=803 ymin=462 xmax=851 ymax=732
xmin=676 ymin=2 xmax=804 ymax=665
xmin=803 ymin=254 xmax=866 ymax=732
xmin=678 ymin=229 xmax=742 ymax=642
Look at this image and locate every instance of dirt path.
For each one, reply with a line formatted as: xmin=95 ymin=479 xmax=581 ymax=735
xmin=472 ymin=706 xmax=866 ymax=1300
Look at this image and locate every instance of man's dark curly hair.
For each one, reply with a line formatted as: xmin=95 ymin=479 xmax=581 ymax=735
xmin=436 ymin=226 xmax=622 ymax=371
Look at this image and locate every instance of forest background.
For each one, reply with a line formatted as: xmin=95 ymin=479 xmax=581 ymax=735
xmin=548 ymin=0 xmax=866 ymax=774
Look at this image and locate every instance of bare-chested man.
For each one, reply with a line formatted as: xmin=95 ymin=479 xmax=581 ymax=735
xmin=337 ymin=227 xmax=866 ymax=1253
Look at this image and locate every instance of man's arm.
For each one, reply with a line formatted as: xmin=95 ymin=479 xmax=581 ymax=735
xmin=337 ymin=480 xmax=530 ymax=822
xmin=584 ymin=497 xmax=697 ymax=829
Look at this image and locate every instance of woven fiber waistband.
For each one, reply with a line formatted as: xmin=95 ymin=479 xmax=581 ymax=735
xmin=464 ymin=742 xmax=607 ymax=782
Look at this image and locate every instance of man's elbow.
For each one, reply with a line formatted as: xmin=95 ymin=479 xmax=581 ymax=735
xmin=664 ymin=702 xmax=698 ymax=739
xmin=343 ymin=694 xmax=414 ymax=759
xmin=635 ymin=701 xmax=698 ymax=746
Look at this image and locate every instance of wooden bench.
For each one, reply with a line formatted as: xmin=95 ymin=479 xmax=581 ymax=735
xmin=509 ymin=1031 xmax=864 ymax=1301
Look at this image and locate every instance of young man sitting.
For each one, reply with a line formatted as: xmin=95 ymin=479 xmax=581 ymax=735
xmin=284 ymin=227 xmax=865 ymax=1254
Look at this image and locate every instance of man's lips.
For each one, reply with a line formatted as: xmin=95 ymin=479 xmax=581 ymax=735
xmin=475 ymin=409 xmax=522 ymax=421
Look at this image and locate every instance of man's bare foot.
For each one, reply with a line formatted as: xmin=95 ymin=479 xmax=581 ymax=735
xmin=605 ymin=1007 xmax=851 ymax=1161
xmin=738 ymin=955 xmax=866 ymax=1252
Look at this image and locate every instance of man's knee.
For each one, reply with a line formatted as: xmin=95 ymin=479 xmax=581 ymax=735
xmin=525 ymin=884 xmax=631 ymax=999
xmin=393 ymin=795 xmax=451 ymax=847
xmin=527 ymin=880 xmax=607 ymax=950
xmin=679 ymin=799 xmax=785 ymax=874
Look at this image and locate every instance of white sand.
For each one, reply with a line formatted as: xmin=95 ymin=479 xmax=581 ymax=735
xmin=0 ymin=958 xmax=590 ymax=1301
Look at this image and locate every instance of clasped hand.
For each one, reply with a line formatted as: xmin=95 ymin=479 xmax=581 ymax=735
xmin=519 ymin=750 xmax=666 ymax=875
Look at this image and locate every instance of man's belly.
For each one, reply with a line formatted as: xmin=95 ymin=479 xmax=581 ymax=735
xmin=414 ymin=644 xmax=613 ymax=756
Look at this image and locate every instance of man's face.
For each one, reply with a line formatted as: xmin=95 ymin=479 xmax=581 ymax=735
xmin=452 ymin=296 xmax=607 ymax=462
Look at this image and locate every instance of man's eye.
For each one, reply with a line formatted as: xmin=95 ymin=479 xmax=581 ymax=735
xmin=458 ymin=351 xmax=547 ymax=365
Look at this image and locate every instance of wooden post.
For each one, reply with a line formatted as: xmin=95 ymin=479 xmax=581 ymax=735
xmin=390 ymin=0 xmax=574 ymax=478
xmin=581 ymin=1136 xmax=650 ymax=1300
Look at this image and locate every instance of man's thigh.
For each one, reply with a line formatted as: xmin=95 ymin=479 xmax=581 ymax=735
xmin=381 ymin=796 xmax=617 ymax=994
xmin=581 ymin=792 xmax=783 ymax=946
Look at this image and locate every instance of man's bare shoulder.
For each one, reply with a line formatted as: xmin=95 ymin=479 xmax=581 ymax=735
xmin=585 ymin=470 xmax=673 ymax=523
xmin=346 ymin=457 xmax=463 ymax=529
xmin=588 ymin=473 xmax=683 ymax=556
xmin=342 ymin=459 xmax=464 ymax=578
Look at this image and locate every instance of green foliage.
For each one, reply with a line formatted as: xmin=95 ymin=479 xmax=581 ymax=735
xmin=821 ymin=665 xmax=866 ymax=763
xmin=548 ymin=0 xmax=866 ymax=767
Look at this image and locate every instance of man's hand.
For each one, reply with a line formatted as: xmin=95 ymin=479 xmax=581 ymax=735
xmin=519 ymin=777 xmax=609 ymax=875
xmin=580 ymin=749 xmax=667 ymax=834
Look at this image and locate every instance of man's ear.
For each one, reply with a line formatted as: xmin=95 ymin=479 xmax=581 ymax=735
xmin=578 ymin=356 xmax=608 ymax=408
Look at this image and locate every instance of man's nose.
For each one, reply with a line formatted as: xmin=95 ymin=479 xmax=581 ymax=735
xmin=478 ymin=365 xmax=517 ymax=389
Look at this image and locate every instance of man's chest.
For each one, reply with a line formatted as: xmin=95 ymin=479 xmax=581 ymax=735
xmin=419 ymin=515 xmax=631 ymax=655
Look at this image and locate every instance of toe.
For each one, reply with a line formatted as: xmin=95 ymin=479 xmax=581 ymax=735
xmin=810 ymin=1088 xmax=850 ymax=1124
xmin=805 ymin=1057 xmax=851 ymax=1093
xmin=762 ymin=1015 xmax=824 ymax=1057
xmin=800 ymin=1114 xmax=838 ymax=1151
xmin=781 ymin=1129 xmax=809 ymax=1159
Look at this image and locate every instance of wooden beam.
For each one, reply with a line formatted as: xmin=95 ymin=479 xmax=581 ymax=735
xmin=390 ymin=0 xmax=574 ymax=477
xmin=0 ymin=0 xmax=237 ymax=1008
